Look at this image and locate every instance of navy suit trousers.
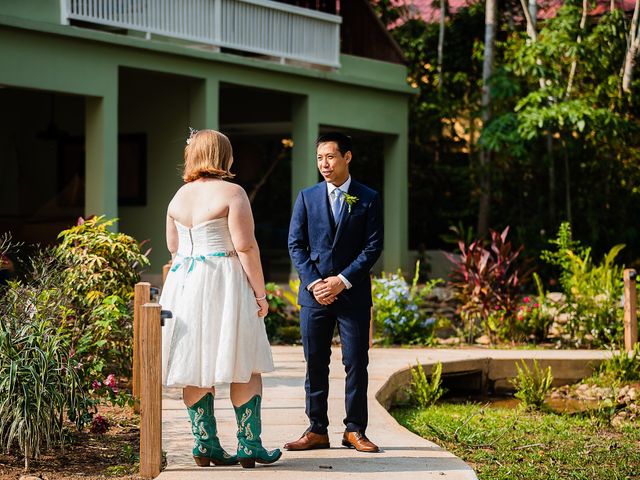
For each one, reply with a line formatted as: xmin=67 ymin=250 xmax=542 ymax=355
xmin=300 ymin=305 xmax=371 ymax=435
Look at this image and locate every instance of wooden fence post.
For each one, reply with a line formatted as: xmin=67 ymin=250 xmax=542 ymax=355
xmin=140 ymin=303 xmax=162 ymax=478
xmin=133 ymin=282 xmax=151 ymax=414
xmin=623 ymin=269 xmax=638 ymax=352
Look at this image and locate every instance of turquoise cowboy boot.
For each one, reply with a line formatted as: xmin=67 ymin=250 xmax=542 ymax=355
xmin=187 ymin=392 xmax=238 ymax=466
xmin=234 ymin=395 xmax=282 ymax=468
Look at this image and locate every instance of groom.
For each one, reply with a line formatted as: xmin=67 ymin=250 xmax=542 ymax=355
xmin=286 ymin=132 xmax=383 ymax=453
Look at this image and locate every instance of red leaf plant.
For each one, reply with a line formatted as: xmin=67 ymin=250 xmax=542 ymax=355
xmin=446 ymin=226 xmax=532 ymax=344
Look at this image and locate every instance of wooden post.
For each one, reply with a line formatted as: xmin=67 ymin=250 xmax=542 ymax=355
xmin=133 ymin=282 xmax=151 ymax=414
xmin=623 ymin=269 xmax=638 ymax=352
xmin=140 ymin=303 xmax=162 ymax=479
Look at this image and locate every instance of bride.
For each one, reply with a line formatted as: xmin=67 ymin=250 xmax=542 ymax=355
xmin=160 ymin=129 xmax=281 ymax=468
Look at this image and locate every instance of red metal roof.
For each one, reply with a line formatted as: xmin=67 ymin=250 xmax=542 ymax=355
xmin=389 ymin=0 xmax=636 ymax=24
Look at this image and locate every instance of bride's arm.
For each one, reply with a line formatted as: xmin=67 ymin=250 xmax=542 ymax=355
xmin=227 ymin=186 xmax=267 ymax=301
xmin=166 ymin=212 xmax=178 ymax=260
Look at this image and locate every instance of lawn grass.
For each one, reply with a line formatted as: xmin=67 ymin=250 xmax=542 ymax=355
xmin=392 ymin=403 xmax=640 ymax=480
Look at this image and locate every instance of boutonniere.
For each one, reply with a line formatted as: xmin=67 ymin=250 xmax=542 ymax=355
xmin=342 ymin=192 xmax=359 ymax=213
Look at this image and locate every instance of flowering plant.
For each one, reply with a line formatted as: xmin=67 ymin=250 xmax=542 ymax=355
xmin=341 ymin=192 xmax=359 ymax=213
xmin=372 ymin=261 xmax=441 ymax=345
xmin=90 ymin=373 xmax=134 ymax=408
xmin=515 ymin=281 xmax=554 ymax=343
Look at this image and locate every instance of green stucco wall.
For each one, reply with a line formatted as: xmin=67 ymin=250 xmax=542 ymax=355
xmin=0 ymin=12 xmax=411 ymax=275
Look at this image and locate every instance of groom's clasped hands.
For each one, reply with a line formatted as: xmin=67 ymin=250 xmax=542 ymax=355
xmin=311 ymin=276 xmax=346 ymax=305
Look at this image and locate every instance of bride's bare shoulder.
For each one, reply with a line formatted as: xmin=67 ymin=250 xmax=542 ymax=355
xmin=224 ymin=182 xmax=249 ymax=201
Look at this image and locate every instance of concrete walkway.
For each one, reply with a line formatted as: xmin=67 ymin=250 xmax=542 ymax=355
xmin=158 ymin=346 xmax=609 ymax=479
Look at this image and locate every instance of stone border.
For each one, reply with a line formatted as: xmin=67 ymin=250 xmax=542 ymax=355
xmin=376 ymin=354 xmax=609 ymax=410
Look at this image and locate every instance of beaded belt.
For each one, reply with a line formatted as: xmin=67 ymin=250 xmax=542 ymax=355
xmin=170 ymin=251 xmax=237 ymax=274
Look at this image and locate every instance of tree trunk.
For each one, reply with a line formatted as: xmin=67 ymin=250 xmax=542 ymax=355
xmin=565 ymin=0 xmax=589 ymax=98
xmin=547 ymin=134 xmax=556 ymax=226
xmin=622 ymin=0 xmax=640 ymax=92
xmin=562 ymin=141 xmax=572 ymax=225
xmin=478 ymin=0 xmax=497 ymax=237
xmin=437 ymin=0 xmax=446 ymax=92
xmin=527 ymin=0 xmax=537 ymax=38
xmin=435 ymin=0 xmax=447 ymax=164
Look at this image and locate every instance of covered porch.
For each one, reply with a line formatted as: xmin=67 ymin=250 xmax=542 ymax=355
xmin=0 ymin=3 xmax=411 ymax=280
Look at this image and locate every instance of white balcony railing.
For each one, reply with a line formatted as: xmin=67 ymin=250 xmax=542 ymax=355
xmin=62 ymin=0 xmax=341 ymax=67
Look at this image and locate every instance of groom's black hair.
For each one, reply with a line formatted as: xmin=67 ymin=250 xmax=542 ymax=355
xmin=316 ymin=132 xmax=353 ymax=156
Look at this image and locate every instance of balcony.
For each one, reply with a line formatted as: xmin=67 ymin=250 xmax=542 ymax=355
xmin=61 ymin=0 xmax=342 ymax=68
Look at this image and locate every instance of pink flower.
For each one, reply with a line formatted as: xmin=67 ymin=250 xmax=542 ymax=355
xmin=104 ymin=374 xmax=117 ymax=389
xmin=534 ymin=303 xmax=540 ymax=308
xmin=523 ymin=297 xmax=530 ymax=303
xmin=92 ymin=380 xmax=102 ymax=390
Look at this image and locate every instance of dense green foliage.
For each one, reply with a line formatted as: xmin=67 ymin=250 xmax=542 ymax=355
xmin=0 ymin=219 xmax=148 ymax=466
xmin=0 ymin=249 xmax=92 ymax=469
xmin=393 ymin=402 xmax=640 ymax=480
xmin=541 ymin=222 xmax=625 ymax=347
xmin=598 ymin=344 xmax=640 ymax=382
xmin=55 ymin=216 xmax=149 ymax=376
xmin=264 ymin=280 xmax=301 ymax=344
xmin=377 ymin=0 xmax=640 ymax=269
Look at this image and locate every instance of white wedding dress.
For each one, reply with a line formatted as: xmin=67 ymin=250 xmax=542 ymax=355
xmin=160 ymin=217 xmax=274 ymax=387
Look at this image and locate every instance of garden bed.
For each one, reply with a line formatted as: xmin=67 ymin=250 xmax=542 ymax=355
xmin=0 ymin=405 xmax=142 ymax=480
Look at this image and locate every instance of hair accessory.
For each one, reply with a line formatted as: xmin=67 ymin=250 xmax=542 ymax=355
xmin=186 ymin=127 xmax=198 ymax=145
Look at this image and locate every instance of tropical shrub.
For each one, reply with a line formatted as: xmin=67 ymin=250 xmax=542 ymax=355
xmin=511 ymin=360 xmax=553 ymax=410
xmin=598 ymin=344 xmax=640 ymax=382
xmin=55 ymin=216 xmax=149 ymax=376
xmin=515 ymin=274 xmax=555 ymax=343
xmin=447 ymin=227 xmax=531 ymax=344
xmin=264 ymin=280 xmax=300 ymax=344
xmin=408 ymin=361 xmax=446 ymax=409
xmin=55 ymin=216 xmax=150 ymax=308
xmin=542 ymin=222 xmax=625 ymax=347
xmin=0 ymin=249 xmax=92 ymax=469
xmin=372 ymin=262 xmax=441 ymax=345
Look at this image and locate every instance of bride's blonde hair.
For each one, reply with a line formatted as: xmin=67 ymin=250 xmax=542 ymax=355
xmin=183 ymin=129 xmax=235 ymax=182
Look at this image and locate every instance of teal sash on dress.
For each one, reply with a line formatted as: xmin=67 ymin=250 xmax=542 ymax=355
xmin=170 ymin=251 xmax=237 ymax=274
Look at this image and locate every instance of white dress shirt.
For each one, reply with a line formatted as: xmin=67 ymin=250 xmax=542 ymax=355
xmin=307 ymin=176 xmax=353 ymax=292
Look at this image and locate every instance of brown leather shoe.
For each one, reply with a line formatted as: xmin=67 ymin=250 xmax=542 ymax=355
xmin=284 ymin=431 xmax=330 ymax=451
xmin=341 ymin=431 xmax=380 ymax=453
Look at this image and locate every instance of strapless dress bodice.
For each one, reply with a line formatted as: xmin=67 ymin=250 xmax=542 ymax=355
xmin=175 ymin=218 xmax=235 ymax=256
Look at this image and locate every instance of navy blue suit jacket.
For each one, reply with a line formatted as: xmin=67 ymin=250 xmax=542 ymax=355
xmin=288 ymin=179 xmax=383 ymax=308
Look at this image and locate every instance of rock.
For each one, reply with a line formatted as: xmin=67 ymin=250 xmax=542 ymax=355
xmin=612 ymin=414 xmax=626 ymax=428
xmin=475 ymin=335 xmax=490 ymax=345
xmin=20 ymin=476 xmax=42 ymax=480
xmin=628 ymin=388 xmax=637 ymax=401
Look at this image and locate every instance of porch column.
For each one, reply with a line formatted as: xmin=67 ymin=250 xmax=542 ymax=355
xmin=190 ymin=77 xmax=219 ymax=129
xmin=383 ymin=131 xmax=409 ymax=272
xmin=291 ymin=96 xmax=319 ymax=206
xmin=85 ymin=91 xmax=118 ymax=222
